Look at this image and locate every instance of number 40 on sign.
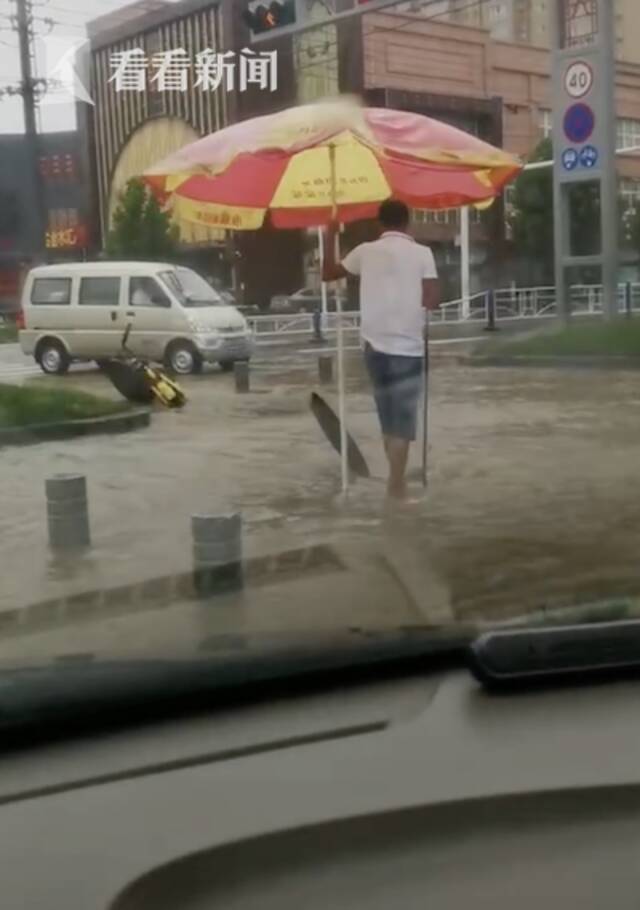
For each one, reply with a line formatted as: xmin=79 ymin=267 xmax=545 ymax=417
xmin=565 ymin=61 xmax=593 ymax=99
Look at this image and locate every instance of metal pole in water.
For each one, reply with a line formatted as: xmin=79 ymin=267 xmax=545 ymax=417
xmin=192 ymin=513 xmax=243 ymax=597
xmin=318 ymin=226 xmax=329 ymax=334
xmin=234 ymin=361 xmax=250 ymax=393
xmin=318 ymin=354 xmax=333 ymax=384
xmin=460 ymin=205 xmax=471 ymax=321
xmin=329 ymin=144 xmax=349 ymax=497
xmin=311 ymin=308 xmax=324 ymax=344
xmin=484 ymin=289 xmax=497 ymax=332
xmin=335 ymin=288 xmax=349 ymax=496
xmin=46 ymin=474 xmax=91 ymax=552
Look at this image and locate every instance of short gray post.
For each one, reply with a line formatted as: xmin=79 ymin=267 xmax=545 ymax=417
xmin=318 ymin=354 xmax=333 ymax=385
xmin=46 ymin=474 xmax=90 ymax=552
xmin=192 ymin=512 xmax=243 ymax=596
xmin=483 ymin=289 xmax=498 ymax=332
xmin=625 ymin=281 xmax=633 ymax=318
xmin=311 ymin=309 xmax=324 ymax=344
xmin=234 ymin=361 xmax=250 ymax=393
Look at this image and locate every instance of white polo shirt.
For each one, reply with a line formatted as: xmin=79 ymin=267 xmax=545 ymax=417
xmin=342 ymin=231 xmax=437 ymax=357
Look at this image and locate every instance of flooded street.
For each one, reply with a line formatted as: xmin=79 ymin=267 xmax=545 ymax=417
xmin=3 ymin=351 xmax=640 ymax=658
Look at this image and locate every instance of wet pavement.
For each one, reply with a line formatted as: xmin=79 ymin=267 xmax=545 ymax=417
xmin=3 ymin=348 xmax=640 ymax=661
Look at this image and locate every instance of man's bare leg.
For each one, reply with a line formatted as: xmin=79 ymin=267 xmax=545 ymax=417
xmin=385 ymin=436 xmax=410 ymax=499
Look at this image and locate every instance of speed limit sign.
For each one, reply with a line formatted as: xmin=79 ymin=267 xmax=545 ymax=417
xmin=565 ymin=61 xmax=593 ymax=99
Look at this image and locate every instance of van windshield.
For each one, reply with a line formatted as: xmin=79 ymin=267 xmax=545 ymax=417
xmin=164 ymin=267 xmax=225 ymax=308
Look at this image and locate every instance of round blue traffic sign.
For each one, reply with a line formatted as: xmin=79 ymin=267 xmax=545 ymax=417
xmin=579 ymin=145 xmax=599 ymax=169
xmin=563 ymin=103 xmax=595 ymax=144
xmin=562 ymin=148 xmax=579 ymax=171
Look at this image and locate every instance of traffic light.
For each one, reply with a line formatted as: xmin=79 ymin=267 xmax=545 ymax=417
xmin=242 ymin=0 xmax=296 ymax=35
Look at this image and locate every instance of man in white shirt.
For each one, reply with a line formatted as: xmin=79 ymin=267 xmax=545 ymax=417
xmin=323 ymin=199 xmax=440 ymax=500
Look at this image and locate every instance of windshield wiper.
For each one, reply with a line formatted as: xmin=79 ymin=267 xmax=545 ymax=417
xmin=4 ymin=619 xmax=640 ymax=748
xmin=0 ymin=626 xmax=470 ymax=747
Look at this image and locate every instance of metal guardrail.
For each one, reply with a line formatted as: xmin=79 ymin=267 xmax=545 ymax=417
xmin=494 ymin=283 xmax=640 ymax=320
xmin=245 ymin=283 xmax=640 ymax=345
xmin=247 ymin=311 xmax=361 ymax=343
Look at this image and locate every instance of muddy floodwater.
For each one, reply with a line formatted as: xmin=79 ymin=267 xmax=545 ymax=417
xmin=3 ymin=351 xmax=640 ymax=660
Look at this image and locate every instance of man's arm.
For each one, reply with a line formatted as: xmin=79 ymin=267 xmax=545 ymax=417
xmin=321 ymin=222 xmax=351 ymax=282
xmin=422 ymin=278 xmax=440 ymax=311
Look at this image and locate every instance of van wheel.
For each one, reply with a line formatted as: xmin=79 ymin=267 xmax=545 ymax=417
xmin=164 ymin=341 xmax=202 ymax=376
xmin=219 ymin=361 xmax=234 ymax=373
xmin=36 ymin=339 xmax=70 ymax=375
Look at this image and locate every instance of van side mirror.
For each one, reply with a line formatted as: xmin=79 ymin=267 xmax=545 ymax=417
xmin=152 ymin=296 xmax=171 ymax=308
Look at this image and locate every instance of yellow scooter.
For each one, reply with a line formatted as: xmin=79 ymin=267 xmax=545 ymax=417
xmin=98 ymin=324 xmax=187 ymax=409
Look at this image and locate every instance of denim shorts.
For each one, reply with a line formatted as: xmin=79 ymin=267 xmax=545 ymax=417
xmin=364 ymin=343 xmax=423 ymax=441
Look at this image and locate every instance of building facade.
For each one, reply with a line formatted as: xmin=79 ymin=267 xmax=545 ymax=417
xmin=0 ymin=132 xmax=89 ymax=315
xmin=85 ymin=0 xmax=228 ymax=244
xmin=421 ymin=1 xmax=639 ymax=61
xmin=83 ymin=0 xmax=640 ymax=304
xmin=85 ymin=0 xmax=311 ymax=303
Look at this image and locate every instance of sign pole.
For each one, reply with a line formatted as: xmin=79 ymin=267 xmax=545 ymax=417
xmin=551 ymin=0 xmax=618 ymax=322
xmin=599 ymin=0 xmax=618 ymax=320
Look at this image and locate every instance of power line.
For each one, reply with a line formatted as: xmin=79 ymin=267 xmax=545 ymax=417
xmin=292 ymin=0 xmax=494 ymax=75
xmin=32 ymin=14 xmax=86 ymax=31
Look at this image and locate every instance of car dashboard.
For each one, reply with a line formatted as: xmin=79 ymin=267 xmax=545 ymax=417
xmin=1 ymin=669 xmax=639 ymax=908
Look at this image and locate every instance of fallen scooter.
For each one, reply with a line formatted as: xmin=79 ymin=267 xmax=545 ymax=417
xmin=98 ymin=325 xmax=187 ymax=409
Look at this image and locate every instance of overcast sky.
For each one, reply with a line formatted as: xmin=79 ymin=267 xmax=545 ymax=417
xmin=0 ymin=0 xmax=179 ymax=133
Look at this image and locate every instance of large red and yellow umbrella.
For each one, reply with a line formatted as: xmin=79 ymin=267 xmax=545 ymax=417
xmin=145 ymin=97 xmax=521 ymax=230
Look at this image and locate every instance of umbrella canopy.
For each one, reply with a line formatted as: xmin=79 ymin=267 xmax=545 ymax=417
xmin=145 ymin=97 xmax=522 ymax=230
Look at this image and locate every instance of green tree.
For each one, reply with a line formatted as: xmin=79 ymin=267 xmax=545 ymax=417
xmin=106 ymin=178 xmax=179 ymax=260
xmin=510 ymin=137 xmax=555 ymax=277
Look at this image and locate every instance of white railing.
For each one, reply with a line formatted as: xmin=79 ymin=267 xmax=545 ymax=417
xmin=430 ymin=292 xmax=490 ymax=324
xmin=247 ymin=310 xmax=361 ymax=345
xmin=246 ymin=314 xmax=315 ymax=337
xmin=493 ymin=286 xmax=557 ymax=320
xmin=245 ymin=282 xmax=640 ymax=345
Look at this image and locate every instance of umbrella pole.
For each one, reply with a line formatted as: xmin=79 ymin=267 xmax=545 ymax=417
xmin=421 ymin=327 xmax=429 ymax=488
xmin=329 ymin=144 xmax=349 ymax=498
xmin=317 ymin=227 xmax=329 ymax=334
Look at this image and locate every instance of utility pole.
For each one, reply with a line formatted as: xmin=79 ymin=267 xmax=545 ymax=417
xmin=14 ymin=0 xmax=46 ymax=261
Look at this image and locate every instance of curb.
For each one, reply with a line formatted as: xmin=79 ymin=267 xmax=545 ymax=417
xmin=0 ymin=408 xmax=151 ymax=448
xmin=0 ymin=544 xmax=345 ymax=640
xmin=461 ymin=355 xmax=640 ymax=369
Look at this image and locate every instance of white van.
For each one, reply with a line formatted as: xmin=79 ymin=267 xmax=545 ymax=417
xmin=18 ymin=261 xmax=253 ymax=375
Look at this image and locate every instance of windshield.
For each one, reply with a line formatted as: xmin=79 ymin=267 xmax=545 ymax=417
xmin=164 ymin=267 xmax=225 ymax=307
xmin=2 ymin=0 xmax=640 ymax=732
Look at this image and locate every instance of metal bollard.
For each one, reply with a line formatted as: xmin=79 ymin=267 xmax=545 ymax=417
xmin=311 ymin=309 xmax=324 ymax=344
xmin=484 ymin=288 xmax=498 ymax=332
xmin=192 ymin=512 xmax=243 ymax=596
xmin=625 ymin=281 xmax=633 ymax=319
xmin=318 ymin=354 xmax=333 ymax=385
xmin=46 ymin=474 xmax=91 ymax=552
xmin=234 ymin=361 xmax=250 ymax=393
